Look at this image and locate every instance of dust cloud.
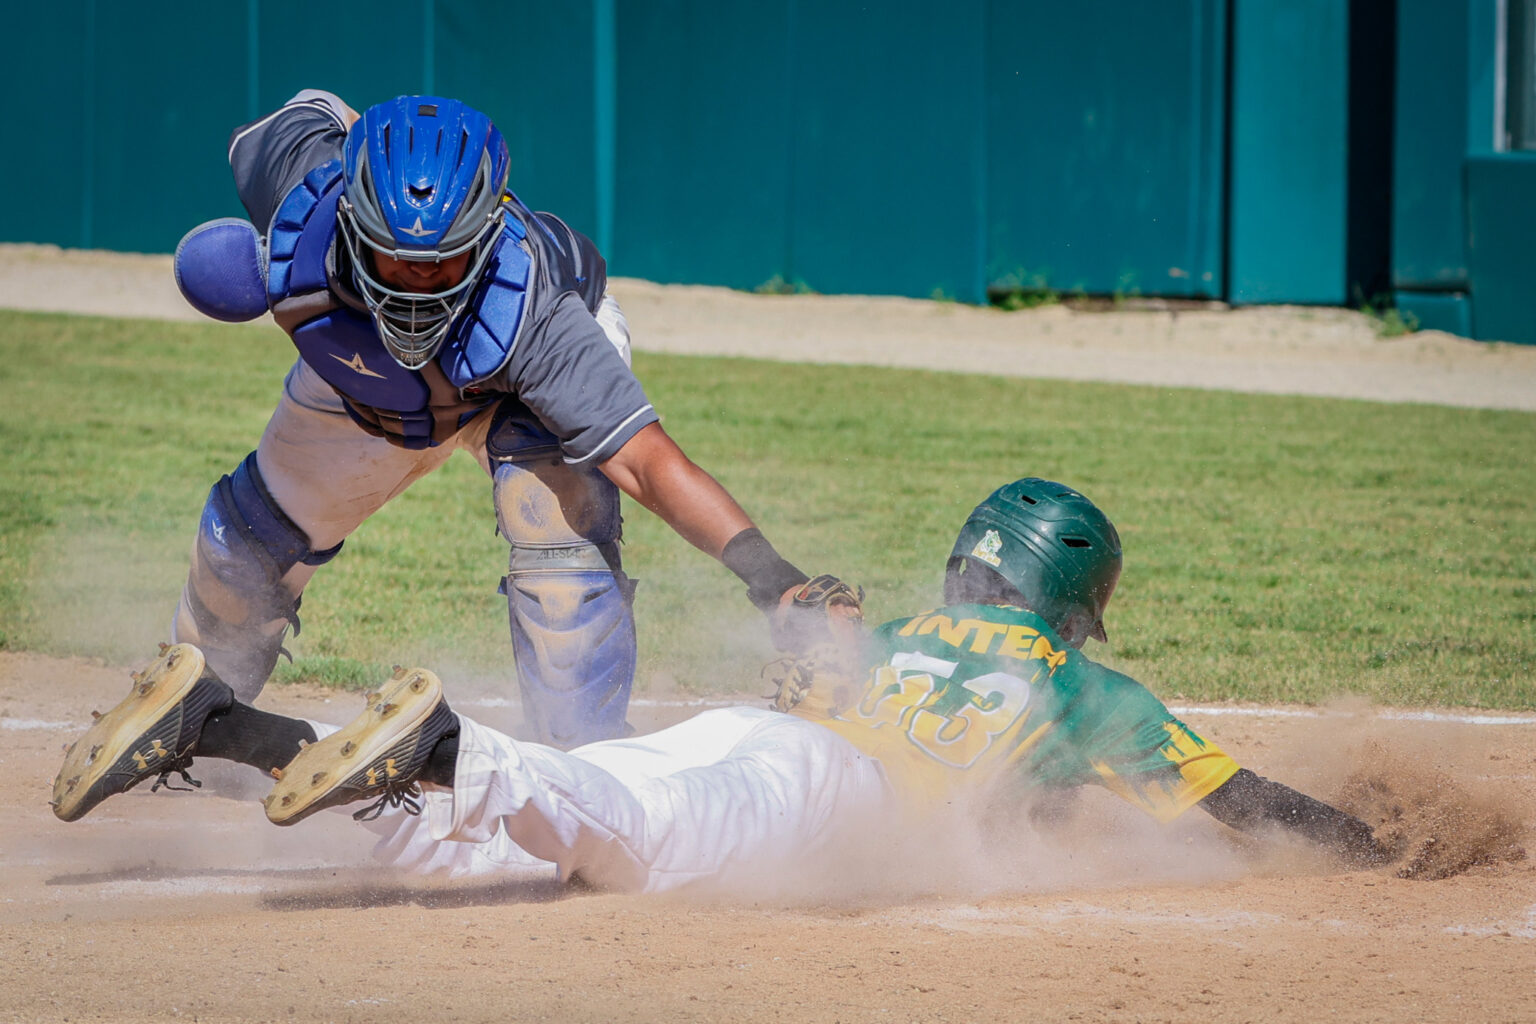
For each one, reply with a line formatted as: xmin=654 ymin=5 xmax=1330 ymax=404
xmin=1335 ymin=739 xmax=1528 ymax=880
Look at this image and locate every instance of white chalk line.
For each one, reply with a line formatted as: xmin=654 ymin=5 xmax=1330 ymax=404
xmin=1166 ymin=705 xmax=1536 ymax=726
xmin=1443 ymin=904 xmax=1536 ymax=939
xmin=876 ymin=902 xmax=1356 ymax=937
xmin=7 ymin=702 xmax=1534 ymax=732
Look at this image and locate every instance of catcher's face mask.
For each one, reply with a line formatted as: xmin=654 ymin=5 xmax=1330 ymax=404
xmin=339 ymin=95 xmax=510 ymax=370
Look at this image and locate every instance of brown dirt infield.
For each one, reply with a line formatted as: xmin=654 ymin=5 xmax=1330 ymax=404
xmin=4 ymin=246 xmax=1536 ymax=1022
xmin=4 ymin=652 xmax=1534 ymax=1023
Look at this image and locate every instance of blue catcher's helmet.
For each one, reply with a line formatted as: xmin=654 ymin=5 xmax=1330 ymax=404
xmin=337 ymin=96 xmax=511 ymax=368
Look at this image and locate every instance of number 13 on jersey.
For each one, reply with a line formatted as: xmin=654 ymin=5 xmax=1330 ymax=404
xmin=853 ymin=651 xmax=1033 ymax=769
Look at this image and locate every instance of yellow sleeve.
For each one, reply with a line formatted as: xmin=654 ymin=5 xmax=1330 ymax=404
xmin=1091 ymin=722 xmax=1241 ymax=824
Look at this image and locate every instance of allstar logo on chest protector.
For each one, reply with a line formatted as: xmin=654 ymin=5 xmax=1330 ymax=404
xmin=330 ymin=352 xmax=388 ymax=379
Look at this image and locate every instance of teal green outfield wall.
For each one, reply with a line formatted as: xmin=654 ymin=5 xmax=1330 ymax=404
xmin=1465 ymin=153 xmax=1536 ymax=342
xmin=17 ymin=0 xmax=1524 ymax=338
xmin=612 ymin=0 xmax=1230 ymax=302
xmin=1389 ymin=0 xmax=1536 ymax=344
xmin=1 ymin=1 xmax=602 ymax=255
xmin=2 ymin=0 xmax=1232 ymax=306
xmin=1228 ymin=0 xmax=1349 ymax=305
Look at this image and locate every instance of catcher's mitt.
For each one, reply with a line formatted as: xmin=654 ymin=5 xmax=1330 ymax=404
xmin=771 ymin=573 xmax=865 ymax=653
xmin=764 ymin=574 xmax=866 ymax=718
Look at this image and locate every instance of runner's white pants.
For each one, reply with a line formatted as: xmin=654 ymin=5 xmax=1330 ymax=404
xmin=357 ymin=707 xmax=893 ymax=894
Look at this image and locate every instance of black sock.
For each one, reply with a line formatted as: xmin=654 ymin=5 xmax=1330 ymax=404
xmin=197 ymin=701 xmax=318 ymax=774
xmin=425 ymin=730 xmax=459 ymax=787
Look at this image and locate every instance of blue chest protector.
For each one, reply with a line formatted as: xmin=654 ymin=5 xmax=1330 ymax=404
xmin=265 ymin=161 xmax=533 ymax=449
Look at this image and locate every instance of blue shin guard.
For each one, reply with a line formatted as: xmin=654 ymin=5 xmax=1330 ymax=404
xmin=500 ymin=566 xmax=637 ymax=749
xmin=490 ymin=412 xmax=636 ymax=748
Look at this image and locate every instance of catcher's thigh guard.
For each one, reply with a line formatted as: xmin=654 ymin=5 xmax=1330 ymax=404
xmin=489 ymin=412 xmax=636 ymax=749
xmin=172 ymin=452 xmax=342 ymax=700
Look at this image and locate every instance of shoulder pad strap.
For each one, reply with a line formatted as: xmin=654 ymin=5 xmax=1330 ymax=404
xmin=439 ymin=222 xmax=532 ymax=387
xmin=266 ymin=160 xmax=344 ymax=302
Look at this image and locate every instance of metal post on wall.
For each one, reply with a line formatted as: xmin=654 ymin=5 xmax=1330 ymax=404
xmin=80 ymin=0 xmax=96 ymax=249
xmin=1507 ymin=0 xmax=1536 ymax=148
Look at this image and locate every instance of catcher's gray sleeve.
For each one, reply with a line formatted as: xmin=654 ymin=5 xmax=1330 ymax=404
xmin=504 ymin=292 xmax=658 ymax=465
xmin=227 ymin=90 xmax=351 ymax=231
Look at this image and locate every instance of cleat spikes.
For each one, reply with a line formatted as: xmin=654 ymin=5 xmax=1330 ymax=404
xmin=263 ymin=666 xmax=449 ymax=826
xmin=269 ymin=767 xmax=284 ymax=781
xmin=50 ymin=643 xmax=225 ymax=823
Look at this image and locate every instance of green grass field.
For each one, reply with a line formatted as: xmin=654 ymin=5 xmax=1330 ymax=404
xmin=2 ymin=309 xmax=1532 ymax=708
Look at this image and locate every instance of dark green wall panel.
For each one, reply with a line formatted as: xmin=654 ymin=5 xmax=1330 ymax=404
xmin=1392 ymin=0 xmax=1472 ymax=290
xmin=787 ymin=1 xmax=986 ymax=301
xmin=3 ymin=0 xmax=1479 ymax=326
xmin=256 ymin=1 xmax=429 ymax=113
xmin=611 ymin=0 xmax=793 ymax=291
xmin=1465 ymin=154 xmax=1536 ymax=344
xmin=986 ymin=0 xmax=1227 ymax=299
xmin=92 ymin=3 xmax=250 ymax=252
xmin=5 ymin=5 xmax=89 ymax=248
xmin=436 ymin=0 xmax=599 ymax=238
xmin=1229 ymin=0 xmax=1349 ymax=305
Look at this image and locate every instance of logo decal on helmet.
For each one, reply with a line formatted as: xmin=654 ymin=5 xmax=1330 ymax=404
xmin=971 ymin=529 xmax=1004 ymax=567
xmin=400 ymin=216 xmax=437 ymax=239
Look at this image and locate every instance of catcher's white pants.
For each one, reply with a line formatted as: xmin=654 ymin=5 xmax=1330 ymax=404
xmin=360 ymin=707 xmax=893 ymax=893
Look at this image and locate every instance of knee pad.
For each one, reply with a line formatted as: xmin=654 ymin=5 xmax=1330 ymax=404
xmin=175 ymin=452 xmax=342 ymax=698
xmin=490 ymin=413 xmax=635 ymax=747
xmin=174 ymin=218 xmax=270 ymax=322
xmin=488 ymin=409 xmax=623 ymax=553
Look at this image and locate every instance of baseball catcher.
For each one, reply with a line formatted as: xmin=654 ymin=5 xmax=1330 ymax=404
xmin=163 ymin=89 xmax=851 ymax=751
xmin=53 ymin=477 xmax=1387 ymax=892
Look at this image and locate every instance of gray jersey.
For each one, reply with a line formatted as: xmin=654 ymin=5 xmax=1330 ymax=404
xmin=228 ymin=91 xmax=658 ymax=465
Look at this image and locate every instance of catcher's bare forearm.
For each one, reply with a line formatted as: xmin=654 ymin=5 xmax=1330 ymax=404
xmin=600 ymin=422 xmax=755 ymax=557
xmin=1201 ymin=768 xmax=1387 ymax=865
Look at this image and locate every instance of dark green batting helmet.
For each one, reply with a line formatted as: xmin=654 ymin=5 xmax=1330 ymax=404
xmin=947 ymin=478 xmax=1123 ymax=647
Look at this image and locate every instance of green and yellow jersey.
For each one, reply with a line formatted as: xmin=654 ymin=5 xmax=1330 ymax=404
xmin=807 ymin=603 xmax=1239 ymax=822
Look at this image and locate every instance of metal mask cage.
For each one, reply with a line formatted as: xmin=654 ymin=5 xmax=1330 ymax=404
xmin=336 ymin=193 xmax=504 ymax=369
